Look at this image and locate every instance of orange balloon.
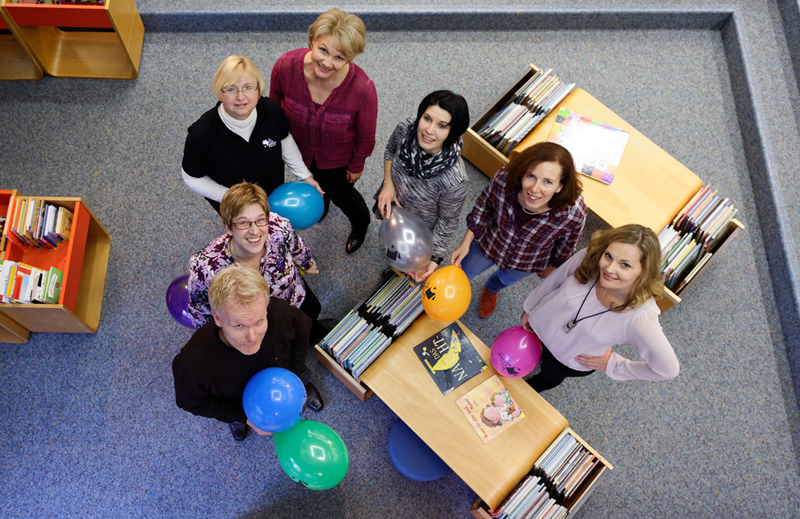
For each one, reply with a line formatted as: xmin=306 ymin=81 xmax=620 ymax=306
xmin=421 ymin=266 xmax=472 ymax=322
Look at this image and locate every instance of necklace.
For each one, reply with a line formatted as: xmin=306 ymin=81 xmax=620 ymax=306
xmin=520 ymin=204 xmax=547 ymax=215
xmin=563 ymin=280 xmax=625 ymax=333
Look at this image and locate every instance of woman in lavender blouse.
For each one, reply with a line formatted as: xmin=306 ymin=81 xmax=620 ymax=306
xmin=521 ymin=224 xmax=679 ymax=392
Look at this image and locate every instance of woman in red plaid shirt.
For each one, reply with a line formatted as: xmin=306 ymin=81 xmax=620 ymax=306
xmin=451 ymin=142 xmax=587 ymax=318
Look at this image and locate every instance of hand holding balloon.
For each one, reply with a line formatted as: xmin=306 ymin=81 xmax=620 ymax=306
xmin=247 ymin=419 xmax=272 ymax=436
xmin=302 ymin=175 xmax=325 ymax=196
xmin=242 ymin=368 xmax=306 ymax=433
xmin=268 ymin=181 xmax=325 ymax=230
xmin=408 ymin=261 xmax=437 ymax=283
xmin=520 ymin=311 xmax=533 ymax=332
xmin=377 ymin=179 xmax=402 ymax=219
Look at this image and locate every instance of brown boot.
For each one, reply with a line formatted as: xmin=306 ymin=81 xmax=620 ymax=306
xmin=478 ymin=287 xmax=498 ymax=319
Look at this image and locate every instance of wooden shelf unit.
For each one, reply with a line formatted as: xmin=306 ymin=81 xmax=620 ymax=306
xmin=462 ymin=63 xmax=744 ymax=313
xmin=0 ymin=195 xmax=110 ymax=338
xmin=469 ymin=427 xmax=613 ymax=518
xmin=0 ymin=0 xmax=143 ymax=79
xmin=0 ymin=13 xmax=43 ymax=80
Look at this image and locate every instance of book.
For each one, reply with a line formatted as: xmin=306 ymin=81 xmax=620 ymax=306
xmin=546 ymin=108 xmax=629 ymax=185
xmin=413 ymin=322 xmax=487 ymax=395
xmin=456 ymin=375 xmax=525 ymax=443
xmin=44 ymin=266 xmax=64 ymax=304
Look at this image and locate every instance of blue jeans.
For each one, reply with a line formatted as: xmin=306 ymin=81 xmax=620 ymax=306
xmin=460 ymin=241 xmax=533 ymax=293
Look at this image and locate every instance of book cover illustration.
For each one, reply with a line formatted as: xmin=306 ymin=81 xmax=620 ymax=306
xmin=547 ymin=108 xmax=629 ymax=185
xmin=457 ymin=375 xmax=525 ymax=444
xmin=413 ymin=322 xmax=487 ymax=395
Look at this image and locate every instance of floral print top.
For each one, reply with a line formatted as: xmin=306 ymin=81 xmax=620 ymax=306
xmin=187 ymin=212 xmax=314 ymax=328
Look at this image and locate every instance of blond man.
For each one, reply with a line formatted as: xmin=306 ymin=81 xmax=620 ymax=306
xmin=173 ymin=264 xmax=324 ymax=442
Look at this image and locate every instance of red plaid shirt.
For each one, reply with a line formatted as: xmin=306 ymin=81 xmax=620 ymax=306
xmin=466 ymin=168 xmax=587 ymax=273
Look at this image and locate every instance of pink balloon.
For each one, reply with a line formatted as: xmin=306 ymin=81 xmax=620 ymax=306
xmin=490 ymin=326 xmax=543 ymax=378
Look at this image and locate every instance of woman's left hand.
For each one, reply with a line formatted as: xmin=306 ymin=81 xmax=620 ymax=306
xmin=303 ymin=176 xmax=325 ymax=196
xmin=346 ymin=170 xmax=363 ymax=184
xmin=576 ymin=349 xmax=612 ymax=372
xmin=304 ymin=260 xmax=319 ymax=274
xmin=409 ymin=261 xmax=438 ymax=283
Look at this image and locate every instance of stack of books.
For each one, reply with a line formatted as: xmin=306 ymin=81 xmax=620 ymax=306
xmin=658 ymin=184 xmax=738 ymax=292
xmin=477 ymin=68 xmax=575 ymax=156
xmin=6 ymin=197 xmax=72 ymax=250
xmin=0 ymin=260 xmax=63 ymax=304
xmin=491 ymin=428 xmax=603 ymax=518
xmin=318 ymin=271 xmax=424 ymax=381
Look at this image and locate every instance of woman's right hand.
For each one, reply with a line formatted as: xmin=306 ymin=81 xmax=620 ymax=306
xmin=520 ymin=311 xmax=533 ymax=332
xmin=450 ymin=241 xmax=470 ymax=268
xmin=377 ymin=183 xmax=402 ymax=219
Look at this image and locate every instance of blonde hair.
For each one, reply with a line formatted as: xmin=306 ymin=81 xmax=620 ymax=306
xmin=220 ymin=182 xmax=270 ymax=229
xmin=307 ymin=8 xmax=366 ymax=61
xmin=211 ymin=55 xmax=266 ymax=101
xmin=208 ymin=264 xmax=270 ymax=314
xmin=574 ymin=224 xmax=664 ymax=309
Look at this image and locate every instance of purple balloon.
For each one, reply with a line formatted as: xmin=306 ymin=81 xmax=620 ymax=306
xmin=166 ymin=275 xmax=196 ymax=329
xmin=490 ymin=326 xmax=542 ymax=378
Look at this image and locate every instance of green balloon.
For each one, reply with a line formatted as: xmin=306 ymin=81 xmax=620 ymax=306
xmin=273 ymin=420 xmax=349 ymax=490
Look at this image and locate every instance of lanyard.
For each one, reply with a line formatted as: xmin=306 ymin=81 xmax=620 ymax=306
xmin=563 ymin=280 xmax=624 ymax=333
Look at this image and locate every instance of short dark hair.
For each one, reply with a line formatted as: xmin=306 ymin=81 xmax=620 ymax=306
xmin=413 ymin=90 xmax=470 ymax=150
xmin=505 ymin=142 xmax=582 ymax=210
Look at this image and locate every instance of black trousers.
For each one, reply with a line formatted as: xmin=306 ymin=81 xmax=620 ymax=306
xmin=527 ymin=344 xmax=594 ymax=392
xmin=299 ymin=279 xmax=329 ymax=344
xmin=311 ymin=162 xmax=370 ymax=234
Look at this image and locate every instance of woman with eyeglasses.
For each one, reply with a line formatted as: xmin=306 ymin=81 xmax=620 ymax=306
xmin=188 ymin=182 xmax=325 ymax=340
xmin=181 ymin=55 xmax=323 ymax=214
xmin=270 ymin=8 xmax=377 ymax=254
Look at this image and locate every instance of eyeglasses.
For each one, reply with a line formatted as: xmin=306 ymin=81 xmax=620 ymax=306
xmin=221 ymin=85 xmax=258 ymax=97
xmin=231 ymin=217 xmax=268 ymax=230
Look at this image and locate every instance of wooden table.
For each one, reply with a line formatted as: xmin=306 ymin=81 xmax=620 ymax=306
xmin=360 ymin=315 xmax=568 ymax=510
xmin=463 ymin=87 xmax=704 ymax=233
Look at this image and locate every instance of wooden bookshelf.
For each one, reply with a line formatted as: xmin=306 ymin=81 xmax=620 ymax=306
xmin=0 ymin=0 xmax=144 ymax=79
xmin=0 ymin=195 xmax=110 ymax=337
xmin=469 ymin=427 xmax=613 ymax=518
xmin=0 ymin=13 xmax=43 ymax=80
xmin=463 ymin=63 xmax=743 ymax=313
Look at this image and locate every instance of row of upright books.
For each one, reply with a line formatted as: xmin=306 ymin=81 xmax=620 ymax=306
xmin=6 ymin=196 xmax=72 ymax=250
xmin=477 ymin=67 xmax=575 ymax=156
xmin=491 ymin=428 xmax=605 ymax=519
xmin=658 ymin=184 xmax=738 ymax=292
xmin=318 ymin=270 xmax=423 ymax=381
xmin=0 ymin=260 xmax=62 ymax=304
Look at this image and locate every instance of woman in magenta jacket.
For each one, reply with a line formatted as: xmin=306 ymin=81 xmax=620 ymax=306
xmin=270 ymin=8 xmax=378 ymax=254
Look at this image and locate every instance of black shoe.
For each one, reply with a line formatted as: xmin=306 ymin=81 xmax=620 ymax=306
xmin=305 ymin=383 xmax=325 ymax=412
xmin=318 ymin=196 xmax=331 ymax=223
xmin=310 ymin=318 xmax=338 ymax=345
xmin=345 ymin=228 xmax=367 ymax=254
xmin=229 ymin=421 xmax=248 ymax=441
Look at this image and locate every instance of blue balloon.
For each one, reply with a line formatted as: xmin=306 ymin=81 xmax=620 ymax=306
xmin=243 ymin=368 xmax=306 ymax=433
xmin=166 ymin=275 xmax=196 ymax=329
xmin=268 ymin=181 xmax=324 ymax=230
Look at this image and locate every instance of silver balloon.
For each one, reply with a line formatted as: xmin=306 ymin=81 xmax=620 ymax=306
xmin=377 ymin=206 xmax=433 ymax=272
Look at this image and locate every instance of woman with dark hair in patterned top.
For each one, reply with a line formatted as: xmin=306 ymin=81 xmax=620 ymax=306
xmin=374 ymin=90 xmax=470 ymax=282
xmin=450 ymin=142 xmax=586 ymax=318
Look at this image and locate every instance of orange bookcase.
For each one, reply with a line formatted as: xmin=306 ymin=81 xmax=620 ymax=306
xmin=0 ymin=0 xmax=143 ymax=79
xmin=0 ymin=196 xmax=110 ymax=336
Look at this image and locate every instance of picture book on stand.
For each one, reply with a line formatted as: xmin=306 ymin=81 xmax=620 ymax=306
xmin=547 ymin=108 xmax=629 ymax=185
xmin=413 ymin=322 xmax=487 ymax=395
xmin=456 ymin=375 xmax=525 ymax=443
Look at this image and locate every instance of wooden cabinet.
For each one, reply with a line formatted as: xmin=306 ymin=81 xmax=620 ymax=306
xmin=462 ymin=63 xmax=743 ymax=313
xmin=0 ymin=194 xmax=110 ymax=341
xmin=0 ymin=0 xmax=143 ymax=79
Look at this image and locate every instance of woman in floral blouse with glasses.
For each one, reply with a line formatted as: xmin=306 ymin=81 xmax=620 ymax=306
xmin=187 ymin=182 xmax=324 ymax=338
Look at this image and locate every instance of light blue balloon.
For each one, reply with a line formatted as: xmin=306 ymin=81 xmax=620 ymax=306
xmin=268 ymin=181 xmax=324 ymax=230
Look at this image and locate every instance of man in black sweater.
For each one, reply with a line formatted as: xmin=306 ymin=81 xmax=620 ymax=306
xmin=172 ymin=264 xmax=324 ymax=441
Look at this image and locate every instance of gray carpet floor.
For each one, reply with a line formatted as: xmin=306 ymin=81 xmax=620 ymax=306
xmin=1 ymin=2 xmax=800 ymax=518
